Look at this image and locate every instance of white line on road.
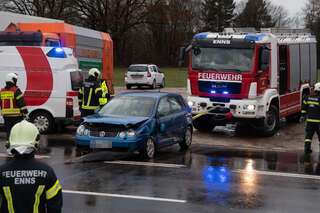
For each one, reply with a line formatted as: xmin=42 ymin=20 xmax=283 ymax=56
xmin=104 ymin=160 xmax=187 ymax=168
xmin=0 ymin=153 xmax=50 ymax=159
xmin=63 ymin=189 xmax=187 ymax=203
xmin=234 ymin=169 xmax=320 ymax=180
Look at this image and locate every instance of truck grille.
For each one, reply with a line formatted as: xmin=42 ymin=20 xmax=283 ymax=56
xmin=198 ymin=81 xmax=242 ymax=94
xmin=86 ymin=123 xmax=125 ymax=138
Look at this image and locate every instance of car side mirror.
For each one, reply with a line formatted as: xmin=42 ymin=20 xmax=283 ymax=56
xmin=160 ymin=123 xmax=166 ymax=132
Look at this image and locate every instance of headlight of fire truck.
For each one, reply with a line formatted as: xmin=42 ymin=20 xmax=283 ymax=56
xmin=77 ymin=125 xmax=85 ymax=135
xmin=243 ymin=104 xmax=256 ymax=111
xmin=188 ymin=101 xmax=196 ymax=107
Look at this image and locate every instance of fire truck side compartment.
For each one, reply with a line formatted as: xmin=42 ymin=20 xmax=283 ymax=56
xmin=310 ymin=43 xmax=317 ymax=85
xmin=300 ymin=44 xmax=310 ymax=83
xmin=289 ymin=44 xmax=300 ymax=91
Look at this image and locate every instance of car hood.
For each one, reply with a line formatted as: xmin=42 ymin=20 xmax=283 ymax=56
xmin=83 ymin=114 xmax=150 ymax=126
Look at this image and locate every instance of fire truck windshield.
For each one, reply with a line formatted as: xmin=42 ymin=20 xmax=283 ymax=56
xmin=191 ymin=48 xmax=254 ymax=72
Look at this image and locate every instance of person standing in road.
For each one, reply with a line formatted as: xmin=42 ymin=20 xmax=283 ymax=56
xmin=0 ymin=120 xmax=63 ymax=213
xmin=78 ymin=68 xmax=103 ymax=117
xmin=0 ymin=73 xmax=28 ymax=144
xmin=301 ymin=82 xmax=320 ymax=153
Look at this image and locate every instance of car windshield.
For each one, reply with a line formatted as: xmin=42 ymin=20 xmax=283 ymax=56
xmin=99 ymin=96 xmax=156 ymax=117
xmin=191 ymin=48 xmax=254 ymax=72
xmin=128 ymin=66 xmax=148 ymax=72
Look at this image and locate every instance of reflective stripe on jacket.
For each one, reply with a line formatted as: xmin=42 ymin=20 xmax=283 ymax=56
xmin=0 ymin=86 xmax=28 ymax=117
xmin=0 ymin=156 xmax=63 ymax=213
xmin=301 ymin=94 xmax=320 ymax=122
xmin=78 ymin=78 xmax=103 ymax=110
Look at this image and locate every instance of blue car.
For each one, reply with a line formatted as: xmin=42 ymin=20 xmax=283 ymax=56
xmin=75 ymin=92 xmax=193 ymax=159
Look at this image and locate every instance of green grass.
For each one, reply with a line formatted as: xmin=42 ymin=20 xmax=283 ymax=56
xmin=114 ymin=67 xmax=188 ymax=87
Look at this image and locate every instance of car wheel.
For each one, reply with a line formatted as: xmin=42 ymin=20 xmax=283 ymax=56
xmin=160 ymin=78 xmax=165 ymax=88
xmin=126 ymin=84 xmax=131 ymax=89
xmin=30 ymin=111 xmax=54 ymax=134
xmin=141 ymin=136 xmax=156 ymax=159
xmin=179 ymin=126 xmax=192 ymax=150
xmin=151 ymin=80 xmax=156 ymax=89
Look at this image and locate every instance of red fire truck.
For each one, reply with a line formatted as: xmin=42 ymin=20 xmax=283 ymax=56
xmin=179 ymin=28 xmax=318 ymax=136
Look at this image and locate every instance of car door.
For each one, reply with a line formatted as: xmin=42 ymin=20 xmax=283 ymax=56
xmin=168 ymin=95 xmax=187 ymax=143
xmin=156 ymin=97 xmax=175 ymax=147
xmin=154 ymin=65 xmax=162 ymax=84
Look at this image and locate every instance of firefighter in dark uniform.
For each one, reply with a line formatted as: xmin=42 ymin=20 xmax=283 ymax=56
xmin=0 ymin=120 xmax=63 ymax=213
xmin=301 ymin=82 xmax=320 ymax=153
xmin=78 ymin=68 xmax=103 ymax=117
xmin=0 ymin=73 xmax=28 ymax=142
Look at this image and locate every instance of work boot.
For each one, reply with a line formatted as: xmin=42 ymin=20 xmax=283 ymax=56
xmin=305 ymin=142 xmax=312 ymax=154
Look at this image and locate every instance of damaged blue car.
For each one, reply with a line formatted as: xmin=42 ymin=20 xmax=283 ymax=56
xmin=75 ymin=92 xmax=193 ymax=159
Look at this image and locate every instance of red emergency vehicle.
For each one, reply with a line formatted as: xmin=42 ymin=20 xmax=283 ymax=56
xmin=179 ymin=28 xmax=318 ymax=136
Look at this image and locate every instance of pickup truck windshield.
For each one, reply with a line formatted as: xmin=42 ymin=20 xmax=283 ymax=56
xmin=191 ymin=48 xmax=254 ymax=72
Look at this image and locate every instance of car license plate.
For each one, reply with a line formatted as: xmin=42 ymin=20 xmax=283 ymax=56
xmin=90 ymin=140 xmax=112 ymax=149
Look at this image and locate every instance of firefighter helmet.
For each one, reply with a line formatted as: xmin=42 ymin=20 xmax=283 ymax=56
xmin=88 ymin=68 xmax=101 ymax=78
xmin=9 ymin=120 xmax=40 ymax=154
xmin=315 ymin=82 xmax=320 ymax=92
xmin=5 ymin=73 xmax=18 ymax=84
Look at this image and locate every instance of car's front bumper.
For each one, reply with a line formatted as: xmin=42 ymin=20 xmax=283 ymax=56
xmin=75 ymin=134 xmax=148 ymax=152
xmin=125 ymin=77 xmax=154 ymax=86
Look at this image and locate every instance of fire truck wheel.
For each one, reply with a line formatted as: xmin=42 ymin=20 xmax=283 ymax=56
xmin=193 ymin=117 xmax=215 ymax=132
xmin=259 ymin=105 xmax=279 ymax=136
xmin=31 ymin=111 xmax=54 ymax=134
xmin=179 ymin=126 xmax=192 ymax=150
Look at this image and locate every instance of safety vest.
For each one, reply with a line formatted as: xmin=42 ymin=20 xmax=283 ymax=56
xmin=99 ymin=80 xmax=109 ymax=105
xmin=0 ymin=86 xmax=26 ymax=117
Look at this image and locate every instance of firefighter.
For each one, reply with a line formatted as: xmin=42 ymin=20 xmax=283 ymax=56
xmin=99 ymin=79 xmax=110 ymax=106
xmin=301 ymin=82 xmax=320 ymax=153
xmin=78 ymin=68 xmax=103 ymax=117
xmin=0 ymin=120 xmax=63 ymax=213
xmin=0 ymin=73 xmax=28 ymax=142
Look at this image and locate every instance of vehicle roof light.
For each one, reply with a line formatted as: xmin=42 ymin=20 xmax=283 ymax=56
xmin=47 ymin=47 xmax=66 ymax=58
xmin=223 ymin=91 xmax=229 ymax=95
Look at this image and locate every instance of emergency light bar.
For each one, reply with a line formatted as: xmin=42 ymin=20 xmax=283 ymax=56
xmin=47 ymin=47 xmax=66 ymax=58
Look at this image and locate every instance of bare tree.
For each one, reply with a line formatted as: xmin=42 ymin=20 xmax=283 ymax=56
xmin=268 ymin=3 xmax=292 ymax=27
xmin=1 ymin=0 xmax=76 ymax=22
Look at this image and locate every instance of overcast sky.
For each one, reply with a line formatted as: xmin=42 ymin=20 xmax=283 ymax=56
xmin=235 ymin=0 xmax=308 ymax=16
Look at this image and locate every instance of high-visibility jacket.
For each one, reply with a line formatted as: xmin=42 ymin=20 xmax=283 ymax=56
xmin=99 ymin=80 xmax=110 ymax=106
xmin=301 ymin=93 xmax=320 ymax=122
xmin=0 ymin=86 xmax=28 ymax=117
xmin=78 ymin=78 xmax=103 ymax=110
xmin=0 ymin=155 xmax=63 ymax=213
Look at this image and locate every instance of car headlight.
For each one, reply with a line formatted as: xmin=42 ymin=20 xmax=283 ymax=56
xmin=127 ymin=129 xmax=136 ymax=137
xmin=243 ymin=104 xmax=256 ymax=111
xmin=119 ymin=131 xmax=126 ymax=138
xmin=84 ymin=129 xmax=90 ymax=136
xmin=77 ymin=125 xmax=85 ymax=135
xmin=188 ymin=101 xmax=196 ymax=107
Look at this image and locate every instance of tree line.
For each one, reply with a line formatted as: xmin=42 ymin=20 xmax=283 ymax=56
xmin=0 ymin=0 xmax=319 ymax=67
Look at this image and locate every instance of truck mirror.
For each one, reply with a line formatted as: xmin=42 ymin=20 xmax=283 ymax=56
xmin=178 ymin=47 xmax=185 ymax=67
xmin=258 ymin=46 xmax=270 ymax=71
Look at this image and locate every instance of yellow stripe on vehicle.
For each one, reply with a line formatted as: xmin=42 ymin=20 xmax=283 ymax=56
xmin=16 ymin=94 xmax=23 ymax=100
xmin=192 ymin=105 xmax=221 ymax=120
xmin=3 ymin=186 xmax=15 ymax=213
xmin=46 ymin=180 xmax=62 ymax=200
xmin=33 ymin=185 xmax=45 ymax=213
xmin=307 ymin=119 xmax=320 ymax=122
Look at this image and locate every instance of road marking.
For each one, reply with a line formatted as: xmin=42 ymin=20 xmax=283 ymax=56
xmin=234 ymin=169 xmax=320 ymax=180
xmin=63 ymin=189 xmax=186 ymax=203
xmin=0 ymin=153 xmax=50 ymax=159
xmin=104 ymin=160 xmax=186 ymax=168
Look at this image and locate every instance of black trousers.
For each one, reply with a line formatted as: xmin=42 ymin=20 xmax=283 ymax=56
xmin=4 ymin=116 xmax=24 ymax=140
xmin=305 ymin=122 xmax=320 ymax=143
xmin=80 ymin=109 xmax=95 ymax=118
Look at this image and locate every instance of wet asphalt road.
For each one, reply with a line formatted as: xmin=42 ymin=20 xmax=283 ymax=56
xmin=0 ymin=131 xmax=319 ymax=213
